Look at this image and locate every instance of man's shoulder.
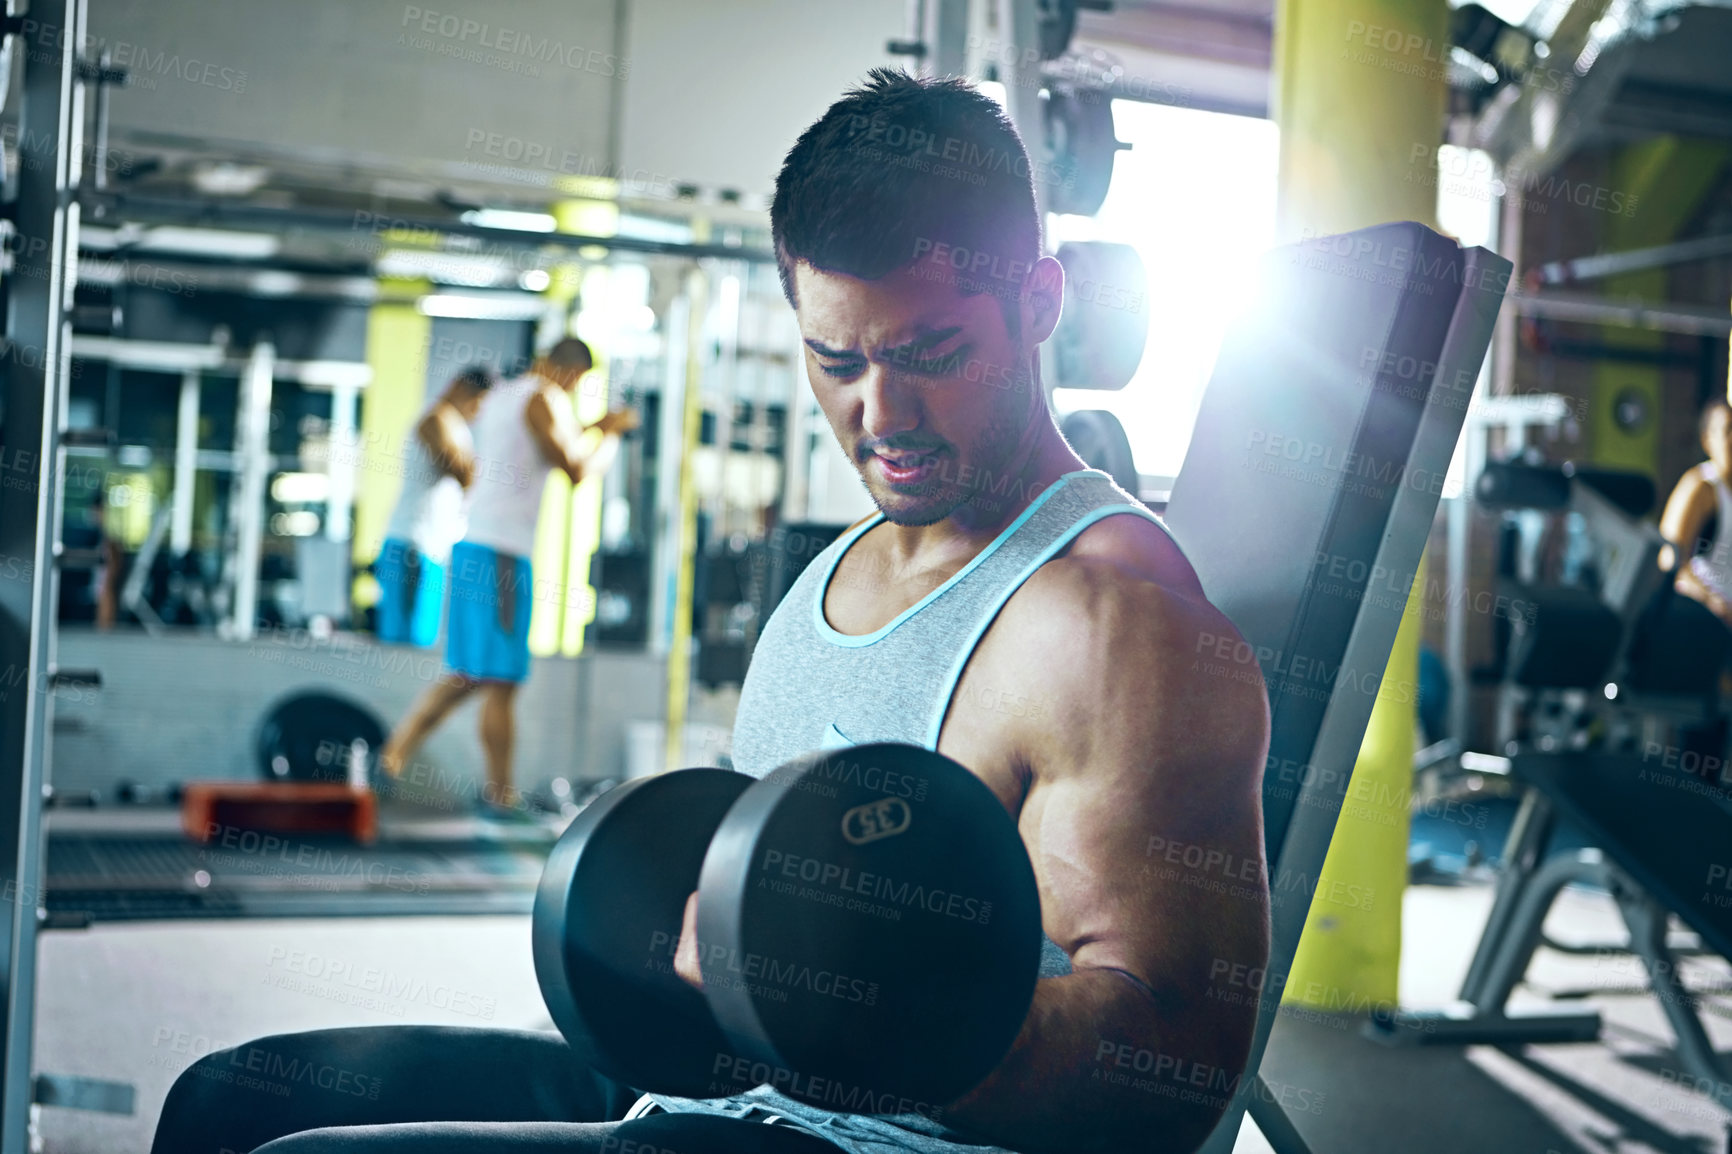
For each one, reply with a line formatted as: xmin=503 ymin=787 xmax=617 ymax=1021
xmin=522 ymin=384 xmax=563 ymax=422
xmin=990 ymin=514 xmax=1267 ymax=764
xmin=1006 ymin=508 xmax=1204 ymax=630
xmin=1000 ymin=511 xmax=1257 ymax=688
xmin=983 ymin=540 xmax=1267 ymax=790
xmin=1686 ymin=462 xmax=1723 ymax=493
xmin=1665 ymin=464 xmax=1720 ymax=520
xmin=1061 ymin=508 xmax=1200 ymax=594
xmin=1012 ymin=539 xmax=1239 ymax=681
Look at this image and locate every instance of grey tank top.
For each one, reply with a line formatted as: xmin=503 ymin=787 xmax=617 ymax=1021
xmin=649 ymin=470 xmax=1170 ymax=1154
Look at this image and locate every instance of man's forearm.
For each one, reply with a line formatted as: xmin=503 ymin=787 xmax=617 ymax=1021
xmin=1677 ymin=568 xmax=1732 ymax=628
xmin=567 ymin=430 xmax=621 ymax=486
xmin=938 ymin=969 xmax=1238 ymax=1154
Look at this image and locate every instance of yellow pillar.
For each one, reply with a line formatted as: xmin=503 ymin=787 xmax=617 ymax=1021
xmin=1588 ymin=139 xmax=1730 ymax=475
xmin=526 ymin=193 xmax=619 ymax=657
xmin=355 ymin=280 xmax=432 ymax=581
xmin=666 ymin=260 xmax=708 ymax=772
xmin=1272 ymin=0 xmax=1447 ymax=1009
xmin=557 ymin=194 xmax=622 ymax=657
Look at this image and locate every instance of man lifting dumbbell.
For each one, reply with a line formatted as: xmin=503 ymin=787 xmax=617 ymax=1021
xmin=152 ymin=70 xmax=1269 ymax=1154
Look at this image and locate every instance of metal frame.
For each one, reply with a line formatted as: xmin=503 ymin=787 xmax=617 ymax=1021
xmin=66 ymin=334 xmax=371 ymax=634
xmin=0 ymin=0 xmax=86 ymax=1146
xmin=1442 ymin=394 xmax=1580 ymax=747
xmin=69 ymin=335 xmax=373 ymax=388
xmin=1378 ymin=444 xmax=1729 ymax=1069
xmin=1532 ymin=233 xmax=1732 ymax=285
xmin=1366 ymin=787 xmax=1730 ymax=1109
xmin=79 ymin=191 xmax=778 ymax=266
xmin=1509 ymin=290 xmax=1732 ymax=338
xmin=171 ymin=369 xmax=201 ymax=555
xmin=1245 ymin=1072 xmax=1317 ymax=1154
xmin=648 ymin=291 xmax=692 ymax=657
xmin=227 ymin=341 xmax=274 ymax=642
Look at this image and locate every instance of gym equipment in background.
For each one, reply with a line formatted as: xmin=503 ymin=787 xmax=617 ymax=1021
xmin=1042 ymin=85 xmax=1128 ymax=217
xmin=1367 ymin=460 xmax=1732 ymax=1111
xmin=181 ymin=780 xmax=379 ymax=845
xmin=1035 ymin=0 xmax=1114 ymax=60
xmin=1048 ymin=241 xmax=1148 ymax=391
xmin=1060 ymin=409 xmax=1139 ymax=496
xmin=255 ymin=690 xmax=387 ymax=787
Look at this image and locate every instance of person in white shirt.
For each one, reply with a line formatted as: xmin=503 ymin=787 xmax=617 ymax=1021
xmin=380 ymin=339 xmax=636 ymax=814
xmin=372 ymin=365 xmax=492 ymax=647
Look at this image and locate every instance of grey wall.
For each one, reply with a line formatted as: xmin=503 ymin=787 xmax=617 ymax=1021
xmin=617 ymin=0 xmax=905 ymax=195
xmin=88 ymin=0 xmax=620 ymax=176
xmin=50 ymin=629 xmax=676 ymax=800
xmin=85 ymin=0 xmax=906 ymax=198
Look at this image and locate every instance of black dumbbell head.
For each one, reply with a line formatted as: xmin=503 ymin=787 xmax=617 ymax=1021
xmin=697 ymin=743 xmax=1042 ymax=1109
xmin=532 ymin=768 xmax=758 ymax=1097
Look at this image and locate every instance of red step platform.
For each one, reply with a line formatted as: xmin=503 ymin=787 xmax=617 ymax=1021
xmin=181 ymin=783 xmax=378 ymax=844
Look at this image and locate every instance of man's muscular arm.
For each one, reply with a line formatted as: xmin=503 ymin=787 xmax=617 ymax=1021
xmin=417 ymin=406 xmax=475 ymax=487
xmin=1659 ymin=471 xmax=1732 ymax=626
xmin=525 ymin=390 xmax=634 ymax=486
xmin=939 ymin=559 xmax=1271 ymax=1154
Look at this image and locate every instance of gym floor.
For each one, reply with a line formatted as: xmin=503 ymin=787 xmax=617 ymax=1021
xmin=43 ymin=806 xmax=558 ymax=923
xmin=33 ymin=880 xmax=1732 ymax=1154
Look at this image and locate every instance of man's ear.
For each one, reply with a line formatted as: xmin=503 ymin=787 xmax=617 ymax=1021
xmin=1023 ymin=255 xmax=1065 ymax=345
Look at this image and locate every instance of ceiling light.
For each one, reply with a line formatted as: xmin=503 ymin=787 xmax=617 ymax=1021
xmin=191 ymin=162 xmax=269 ymax=197
xmin=417 ymin=294 xmax=547 ymax=320
xmin=271 ymin=473 xmax=331 ymax=503
xmin=250 ymin=271 xmax=302 ymax=296
xmin=377 ymin=248 xmax=513 ymax=287
xmin=137 ymin=227 xmax=279 ymax=260
xmin=460 ymin=208 xmax=557 ymax=232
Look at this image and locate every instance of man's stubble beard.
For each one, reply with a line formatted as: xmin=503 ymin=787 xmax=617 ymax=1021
xmin=861 ymin=358 xmax=1035 ymax=529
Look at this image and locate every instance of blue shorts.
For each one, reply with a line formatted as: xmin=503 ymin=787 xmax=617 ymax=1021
xmin=374 ymin=538 xmax=446 ymax=649
xmin=446 ymin=541 xmax=532 ymax=684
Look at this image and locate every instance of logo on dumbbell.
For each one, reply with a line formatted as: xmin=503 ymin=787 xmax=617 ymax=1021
xmin=841 ymin=797 xmax=912 ymax=845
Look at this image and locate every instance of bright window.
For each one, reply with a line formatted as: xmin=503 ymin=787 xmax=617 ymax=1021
xmin=1050 ymin=101 xmax=1280 ymax=481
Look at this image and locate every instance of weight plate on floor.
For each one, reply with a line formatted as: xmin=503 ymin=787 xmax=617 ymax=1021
xmin=254 ymin=690 xmax=387 ymax=785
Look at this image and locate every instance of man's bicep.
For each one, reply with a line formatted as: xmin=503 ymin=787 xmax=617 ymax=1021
xmin=415 ymin=414 xmax=443 ymax=456
xmin=524 ymin=394 xmax=572 ymax=468
xmin=422 ymin=412 xmax=461 ymax=460
xmin=1044 ymin=754 xmax=1268 ymax=991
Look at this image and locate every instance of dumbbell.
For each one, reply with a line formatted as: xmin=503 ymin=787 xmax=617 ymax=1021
xmin=532 ymin=743 xmax=1042 ymax=1107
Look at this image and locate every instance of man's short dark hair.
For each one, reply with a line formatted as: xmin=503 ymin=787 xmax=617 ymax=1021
xmin=1701 ymin=397 xmax=1730 ymax=445
xmin=546 ymin=337 xmax=593 ymax=370
xmin=770 ymin=68 xmax=1041 ymax=320
xmin=451 ymin=364 xmax=496 ymax=392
